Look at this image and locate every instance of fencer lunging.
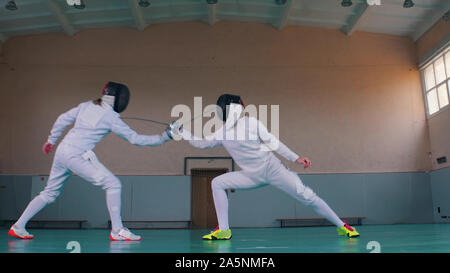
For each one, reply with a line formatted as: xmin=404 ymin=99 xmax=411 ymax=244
xmin=168 ymin=94 xmax=359 ymax=239
xmin=9 ymin=82 xmax=171 ymax=241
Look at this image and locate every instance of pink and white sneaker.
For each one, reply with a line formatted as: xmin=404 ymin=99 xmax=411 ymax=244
xmin=8 ymin=225 xmax=34 ymax=240
xmin=110 ymin=227 xmax=141 ymax=241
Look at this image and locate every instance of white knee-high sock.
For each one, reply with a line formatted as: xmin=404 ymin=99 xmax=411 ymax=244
xmin=212 ymin=183 xmax=229 ymax=231
xmin=15 ymin=195 xmax=48 ymax=229
xmin=309 ymin=197 xmax=344 ymax=227
xmin=106 ymin=189 xmax=124 ymax=233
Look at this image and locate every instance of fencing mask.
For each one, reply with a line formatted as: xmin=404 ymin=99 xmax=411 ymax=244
xmin=216 ymin=94 xmax=245 ymax=128
xmin=102 ymin=82 xmax=130 ymax=113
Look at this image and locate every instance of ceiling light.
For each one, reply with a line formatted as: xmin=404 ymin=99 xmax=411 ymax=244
xmin=341 ymin=0 xmax=352 ymax=7
xmin=403 ymin=0 xmax=414 ymax=8
xmin=443 ymin=11 xmax=449 ymax=22
xmin=139 ymin=0 xmax=150 ymax=7
xmin=72 ymin=0 xmax=85 ymax=9
xmin=5 ymin=1 xmax=17 ymax=11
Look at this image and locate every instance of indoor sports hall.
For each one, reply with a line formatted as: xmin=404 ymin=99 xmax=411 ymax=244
xmin=0 ymin=0 xmax=450 ymax=254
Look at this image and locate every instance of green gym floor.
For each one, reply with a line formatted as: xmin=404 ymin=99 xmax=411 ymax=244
xmin=1 ymin=224 xmax=450 ymax=253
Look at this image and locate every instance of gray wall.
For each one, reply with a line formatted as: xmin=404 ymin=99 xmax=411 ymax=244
xmin=1 ymin=175 xmax=191 ymax=228
xmin=430 ymin=166 xmax=450 ymax=223
xmin=229 ymin=172 xmax=434 ymax=227
xmin=0 ymin=171 xmax=437 ymax=228
xmin=0 ymin=175 xmax=32 ymax=221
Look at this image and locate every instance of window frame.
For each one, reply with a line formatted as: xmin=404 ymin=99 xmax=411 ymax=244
xmin=420 ymin=47 xmax=450 ymax=118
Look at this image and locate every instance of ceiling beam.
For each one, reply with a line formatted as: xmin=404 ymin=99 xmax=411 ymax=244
xmin=127 ymin=0 xmax=147 ymax=31
xmin=342 ymin=2 xmax=372 ymax=36
xmin=276 ymin=0 xmax=296 ymax=30
xmin=0 ymin=23 xmax=60 ymax=33
xmin=43 ymin=0 xmax=76 ymax=36
xmin=412 ymin=2 xmax=450 ymax=42
xmin=206 ymin=3 xmax=217 ymax=25
xmin=0 ymin=12 xmax=53 ymax=22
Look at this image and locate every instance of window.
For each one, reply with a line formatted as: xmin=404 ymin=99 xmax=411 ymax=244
xmin=421 ymin=47 xmax=450 ymax=116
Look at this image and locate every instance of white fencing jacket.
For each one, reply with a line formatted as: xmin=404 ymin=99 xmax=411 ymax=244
xmin=47 ymin=101 xmax=170 ymax=151
xmin=182 ymin=116 xmax=299 ymax=173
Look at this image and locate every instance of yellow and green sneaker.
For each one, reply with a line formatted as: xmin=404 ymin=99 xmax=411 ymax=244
xmin=337 ymin=222 xmax=360 ymax=238
xmin=202 ymin=227 xmax=232 ymax=240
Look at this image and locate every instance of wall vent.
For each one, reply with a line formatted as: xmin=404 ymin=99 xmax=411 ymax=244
xmin=437 ymin=156 xmax=447 ymax=164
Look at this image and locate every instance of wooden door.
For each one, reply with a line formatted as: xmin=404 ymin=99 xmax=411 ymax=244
xmin=191 ymin=168 xmax=228 ymax=229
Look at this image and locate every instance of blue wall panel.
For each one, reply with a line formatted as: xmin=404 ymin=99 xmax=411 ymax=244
xmin=0 ymin=170 xmax=439 ymax=228
xmin=0 ymin=175 xmax=32 ymax=220
xmin=363 ymin=173 xmax=412 ymax=224
xmin=299 ymin=174 xmax=365 ymax=219
xmin=130 ymin=176 xmax=191 ymax=221
xmin=25 ymin=175 xmax=191 ymax=228
xmin=229 ymin=186 xmax=296 ymax=228
xmin=229 ymin=172 xmax=433 ymax=227
xmin=430 ymin=167 xmax=450 ymax=223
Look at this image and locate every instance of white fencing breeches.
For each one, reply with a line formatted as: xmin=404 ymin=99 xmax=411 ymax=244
xmin=211 ymin=155 xmax=344 ymax=230
xmin=15 ymin=143 xmax=124 ymax=231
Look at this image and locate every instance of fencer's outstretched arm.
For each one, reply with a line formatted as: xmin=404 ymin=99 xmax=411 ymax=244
xmin=47 ymin=104 xmax=81 ymax=145
xmin=180 ymin=129 xmax=222 ymax=149
xmin=111 ymin=118 xmax=170 ymax=146
xmin=253 ymin=117 xmax=299 ymax=162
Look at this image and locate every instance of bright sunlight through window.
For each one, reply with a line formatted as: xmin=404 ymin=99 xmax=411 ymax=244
xmin=421 ymin=47 xmax=450 ymax=116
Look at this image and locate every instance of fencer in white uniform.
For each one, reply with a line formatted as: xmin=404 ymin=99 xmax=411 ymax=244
xmin=9 ymin=82 xmax=171 ymax=241
xmin=168 ymin=94 xmax=359 ymax=239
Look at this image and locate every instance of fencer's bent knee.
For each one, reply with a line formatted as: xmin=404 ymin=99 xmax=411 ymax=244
xmin=211 ymin=177 xmax=226 ymax=190
xmin=91 ymin=167 xmax=121 ymax=191
xmin=38 ymin=190 xmax=59 ymax=204
xmin=296 ymin=184 xmax=317 ymax=205
xmin=102 ymin=175 xmax=122 ymax=191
